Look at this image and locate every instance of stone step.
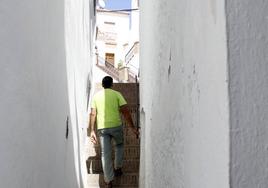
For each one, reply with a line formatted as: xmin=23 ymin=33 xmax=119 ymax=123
xmin=87 ymin=173 xmax=138 ymax=187
xmin=87 ymin=159 xmax=139 ymax=174
xmin=86 ymin=145 xmax=140 ymax=160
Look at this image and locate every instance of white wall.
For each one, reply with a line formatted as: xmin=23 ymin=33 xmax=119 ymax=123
xmin=130 ymin=0 xmax=139 ymax=44
xmin=227 ymin=0 xmax=268 ymax=187
xmin=65 ymin=0 xmax=95 ymax=187
xmin=0 ymin=0 xmax=93 ymax=187
xmin=140 ymin=0 xmax=229 ymax=187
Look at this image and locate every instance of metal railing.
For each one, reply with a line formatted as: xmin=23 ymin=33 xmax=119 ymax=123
xmin=96 ymin=56 xmax=119 ymax=81
xmin=125 ymin=42 xmax=139 ymax=65
xmin=96 ymin=55 xmax=137 ymax=83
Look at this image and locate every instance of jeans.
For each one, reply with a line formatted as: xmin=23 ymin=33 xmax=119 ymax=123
xmin=98 ymin=126 xmax=124 ymax=182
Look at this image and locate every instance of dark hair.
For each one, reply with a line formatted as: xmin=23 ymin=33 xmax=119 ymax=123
xmin=102 ymin=76 xmax=113 ymax=88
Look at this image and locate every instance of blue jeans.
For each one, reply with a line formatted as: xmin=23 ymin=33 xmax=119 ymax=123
xmin=97 ymin=126 xmax=124 ymax=182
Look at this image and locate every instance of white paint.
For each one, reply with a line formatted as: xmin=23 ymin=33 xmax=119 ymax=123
xmin=0 ymin=0 xmax=94 ymax=187
xmin=65 ymin=0 xmax=95 ymax=187
xmin=140 ymin=0 xmax=229 ymax=187
xmin=130 ymin=0 xmax=139 ymax=44
xmin=126 ymin=0 xmax=140 ymax=77
xmin=226 ymin=0 xmax=268 ymax=187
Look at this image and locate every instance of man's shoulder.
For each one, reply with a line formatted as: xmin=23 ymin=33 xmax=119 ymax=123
xmin=94 ymin=89 xmax=123 ymax=98
xmin=93 ymin=90 xmax=104 ymax=99
xmin=106 ymin=88 xmax=121 ymax=95
xmin=110 ymin=89 xmax=121 ymax=94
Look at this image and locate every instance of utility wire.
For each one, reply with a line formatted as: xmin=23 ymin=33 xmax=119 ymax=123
xmin=98 ymin=8 xmax=139 ymax=12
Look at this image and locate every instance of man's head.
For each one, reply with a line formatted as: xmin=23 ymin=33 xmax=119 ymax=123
xmin=102 ymin=76 xmax=113 ymax=88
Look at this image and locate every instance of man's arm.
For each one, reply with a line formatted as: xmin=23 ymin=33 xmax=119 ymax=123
xmin=120 ymin=105 xmax=139 ymax=137
xmin=88 ymin=108 xmax=97 ymax=144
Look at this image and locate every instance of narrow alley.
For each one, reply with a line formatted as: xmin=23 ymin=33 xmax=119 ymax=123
xmin=1 ymin=0 xmax=268 ymax=188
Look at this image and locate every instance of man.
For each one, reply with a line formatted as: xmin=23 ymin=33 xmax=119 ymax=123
xmin=89 ymin=76 xmax=139 ymax=188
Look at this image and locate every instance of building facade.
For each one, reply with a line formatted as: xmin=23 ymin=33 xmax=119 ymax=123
xmin=94 ymin=3 xmax=140 ymax=83
xmin=96 ymin=9 xmax=130 ymax=68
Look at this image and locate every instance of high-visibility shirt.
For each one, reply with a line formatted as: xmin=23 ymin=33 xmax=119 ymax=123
xmin=91 ymin=88 xmax=127 ymax=129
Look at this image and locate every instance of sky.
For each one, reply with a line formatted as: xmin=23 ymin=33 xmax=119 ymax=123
xmin=104 ymin=0 xmax=131 ymax=10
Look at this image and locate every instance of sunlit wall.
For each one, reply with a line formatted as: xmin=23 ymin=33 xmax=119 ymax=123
xmin=0 ymin=0 xmax=94 ymax=187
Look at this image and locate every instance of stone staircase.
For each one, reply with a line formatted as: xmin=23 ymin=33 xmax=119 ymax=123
xmin=96 ymin=56 xmax=137 ymax=83
xmin=86 ymin=83 xmax=140 ymax=188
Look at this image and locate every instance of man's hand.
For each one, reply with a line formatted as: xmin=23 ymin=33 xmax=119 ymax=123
xmin=120 ymin=105 xmax=140 ymax=138
xmin=88 ymin=108 xmax=97 ymax=144
xmin=90 ymin=131 xmax=98 ymax=144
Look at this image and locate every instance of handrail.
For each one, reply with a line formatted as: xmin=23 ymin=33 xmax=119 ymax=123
xmin=97 ymin=55 xmax=137 ymax=82
xmin=125 ymin=42 xmax=139 ymax=65
xmin=97 ymin=56 xmax=120 ymax=81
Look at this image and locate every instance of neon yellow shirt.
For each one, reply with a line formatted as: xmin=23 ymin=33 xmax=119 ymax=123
xmin=91 ymin=89 xmax=127 ymax=129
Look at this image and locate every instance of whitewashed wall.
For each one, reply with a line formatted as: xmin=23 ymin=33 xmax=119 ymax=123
xmin=0 ymin=0 xmax=93 ymax=187
xmin=65 ymin=0 xmax=95 ymax=187
xmin=227 ymin=0 xmax=268 ymax=187
xmin=140 ymin=0 xmax=229 ymax=187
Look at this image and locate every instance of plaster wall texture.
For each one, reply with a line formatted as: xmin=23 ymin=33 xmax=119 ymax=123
xmin=0 ymin=0 xmax=93 ymax=187
xmin=226 ymin=0 xmax=268 ymax=187
xmin=65 ymin=0 xmax=94 ymax=187
xmin=130 ymin=0 xmax=139 ymax=44
xmin=140 ymin=0 xmax=229 ymax=187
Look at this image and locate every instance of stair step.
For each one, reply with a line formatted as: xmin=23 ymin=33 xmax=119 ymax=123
xmin=87 ymin=173 xmax=139 ymax=187
xmin=87 ymin=159 xmax=139 ymax=174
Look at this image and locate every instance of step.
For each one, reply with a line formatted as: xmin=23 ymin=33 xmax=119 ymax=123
xmin=87 ymin=159 xmax=140 ymax=174
xmin=87 ymin=173 xmax=139 ymax=187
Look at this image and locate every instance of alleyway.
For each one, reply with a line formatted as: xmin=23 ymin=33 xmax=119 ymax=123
xmin=1 ymin=0 xmax=268 ymax=188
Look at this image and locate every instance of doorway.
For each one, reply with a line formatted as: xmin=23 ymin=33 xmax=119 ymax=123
xmin=105 ymin=53 xmax=115 ymax=67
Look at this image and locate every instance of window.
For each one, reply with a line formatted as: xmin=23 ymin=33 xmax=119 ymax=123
xmin=104 ymin=21 xmax=115 ymax=25
xmin=105 ymin=53 xmax=115 ymax=66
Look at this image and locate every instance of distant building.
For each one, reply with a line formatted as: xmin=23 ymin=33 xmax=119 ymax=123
xmin=94 ymin=2 xmax=139 ymax=83
xmin=96 ymin=9 xmax=130 ymax=68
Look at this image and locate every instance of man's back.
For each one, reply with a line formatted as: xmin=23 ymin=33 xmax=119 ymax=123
xmin=92 ymin=88 xmax=127 ymax=129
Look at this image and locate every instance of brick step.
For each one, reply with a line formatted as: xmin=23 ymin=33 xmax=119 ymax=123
xmin=87 ymin=159 xmax=139 ymax=174
xmin=87 ymin=145 xmax=140 ymax=160
xmin=87 ymin=173 xmax=138 ymax=187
